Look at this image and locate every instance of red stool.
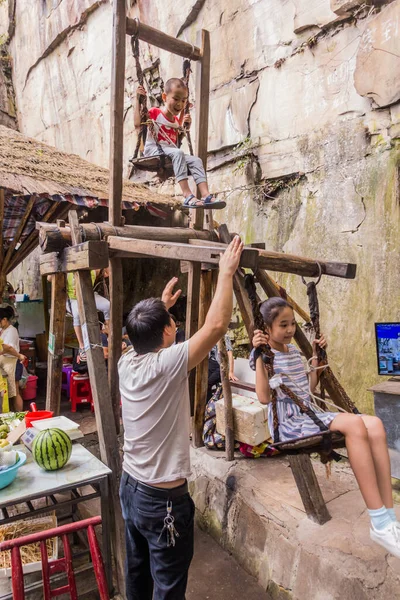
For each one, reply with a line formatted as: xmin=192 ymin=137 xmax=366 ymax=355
xmin=0 ymin=516 xmax=109 ymax=600
xmin=69 ymin=372 xmax=93 ymax=413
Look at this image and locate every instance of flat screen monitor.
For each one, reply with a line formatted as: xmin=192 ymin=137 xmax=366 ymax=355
xmin=375 ymin=323 xmax=400 ymax=376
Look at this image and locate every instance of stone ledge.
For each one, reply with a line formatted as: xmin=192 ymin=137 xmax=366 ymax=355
xmin=190 ymin=447 xmax=400 ymax=599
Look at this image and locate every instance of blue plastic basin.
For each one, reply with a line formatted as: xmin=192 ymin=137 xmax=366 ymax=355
xmin=0 ymin=451 xmax=27 ymax=490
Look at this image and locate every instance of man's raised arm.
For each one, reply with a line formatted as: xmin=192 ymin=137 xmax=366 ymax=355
xmin=187 ymin=236 xmax=243 ymax=371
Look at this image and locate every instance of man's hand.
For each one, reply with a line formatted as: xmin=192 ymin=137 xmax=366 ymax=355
xmin=219 ymin=236 xmax=243 ymax=277
xmin=161 ymin=277 xmax=182 ymax=310
xmin=229 ymin=372 xmax=239 ymax=382
xmin=136 ymin=85 xmax=147 ymax=99
xmin=19 ymin=354 xmax=27 ymax=363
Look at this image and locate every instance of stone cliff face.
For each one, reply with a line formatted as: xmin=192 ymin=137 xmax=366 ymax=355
xmin=3 ymin=0 xmax=400 ymax=410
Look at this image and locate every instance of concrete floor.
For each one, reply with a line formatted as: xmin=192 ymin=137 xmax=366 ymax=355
xmin=187 ymin=525 xmax=270 ymax=600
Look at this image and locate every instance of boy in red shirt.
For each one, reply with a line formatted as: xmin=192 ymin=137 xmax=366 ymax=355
xmin=134 ymin=78 xmax=225 ymax=209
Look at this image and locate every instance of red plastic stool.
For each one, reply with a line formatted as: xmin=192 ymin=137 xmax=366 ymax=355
xmin=69 ymin=372 xmax=93 ymax=413
xmin=0 ymin=516 xmax=109 ymax=600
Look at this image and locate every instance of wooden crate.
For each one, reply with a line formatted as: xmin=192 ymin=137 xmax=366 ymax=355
xmin=215 ymin=393 xmax=270 ymax=446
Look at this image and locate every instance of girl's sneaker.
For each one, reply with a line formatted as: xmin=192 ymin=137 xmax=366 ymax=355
xmin=370 ymin=521 xmax=400 ymax=558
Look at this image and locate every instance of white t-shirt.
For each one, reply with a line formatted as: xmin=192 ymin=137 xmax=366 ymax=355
xmin=118 ymin=341 xmax=190 ymax=485
xmin=0 ymin=325 xmax=19 ymax=357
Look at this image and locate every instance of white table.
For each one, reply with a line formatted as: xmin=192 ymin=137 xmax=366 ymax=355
xmin=0 ymin=444 xmax=112 ymax=595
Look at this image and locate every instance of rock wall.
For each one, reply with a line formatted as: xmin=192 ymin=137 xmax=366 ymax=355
xmin=4 ymin=0 xmax=400 ymax=411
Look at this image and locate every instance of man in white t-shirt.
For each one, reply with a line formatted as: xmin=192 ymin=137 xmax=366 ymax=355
xmin=118 ymin=236 xmax=243 ymax=600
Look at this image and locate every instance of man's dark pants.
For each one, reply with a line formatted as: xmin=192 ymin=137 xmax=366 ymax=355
xmin=120 ymin=471 xmax=195 ymax=600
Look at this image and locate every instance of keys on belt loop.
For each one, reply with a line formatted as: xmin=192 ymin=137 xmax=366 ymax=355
xmin=157 ymin=499 xmax=180 ymax=547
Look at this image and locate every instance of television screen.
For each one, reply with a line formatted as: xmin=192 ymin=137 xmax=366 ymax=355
xmin=375 ymin=323 xmax=400 ymax=376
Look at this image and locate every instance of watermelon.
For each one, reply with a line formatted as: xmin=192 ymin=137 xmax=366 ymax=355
xmin=32 ymin=428 xmax=72 ymax=471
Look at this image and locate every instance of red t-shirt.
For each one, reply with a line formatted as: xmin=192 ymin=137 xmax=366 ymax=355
xmin=144 ymin=107 xmax=180 ymax=153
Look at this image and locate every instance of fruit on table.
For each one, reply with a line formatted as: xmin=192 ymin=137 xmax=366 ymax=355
xmin=0 ymin=424 xmax=9 ymax=433
xmin=0 ymin=432 xmax=7 ymax=440
xmin=32 ymin=428 xmax=72 ymax=471
xmin=0 ymin=439 xmax=9 ymax=448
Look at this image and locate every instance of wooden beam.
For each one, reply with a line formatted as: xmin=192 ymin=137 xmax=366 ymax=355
xmin=39 ymin=241 xmax=109 ymax=276
xmin=193 ymin=270 xmax=212 ymax=448
xmin=68 ymin=210 xmax=124 ymax=591
xmin=218 ymin=336 xmax=234 ymax=461
xmin=37 ymin=222 xmax=217 ymax=253
xmin=2 ymin=195 xmax=36 ymax=273
xmin=6 ymin=201 xmax=67 ymax=274
xmin=0 ymin=189 xmax=5 ymax=299
xmin=108 ymin=236 xmax=258 ymax=268
xmin=255 ymin=270 xmax=310 ymax=322
xmin=287 ymin=453 xmax=331 ymax=524
xmin=45 ymin=273 xmax=67 ymax=415
xmin=193 ymin=29 xmax=211 ymax=230
xmin=257 ymin=249 xmax=356 ymax=279
xmin=126 ymin=17 xmax=202 ymax=60
xmin=185 ymin=262 xmax=201 ymax=414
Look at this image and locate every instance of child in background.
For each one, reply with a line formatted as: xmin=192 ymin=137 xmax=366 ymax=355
xmin=135 ymin=78 xmax=226 ymax=210
xmin=251 ymin=297 xmax=400 ymax=559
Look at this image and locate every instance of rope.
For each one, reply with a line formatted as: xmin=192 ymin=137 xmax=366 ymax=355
xmin=301 ymin=270 xmax=360 ymax=415
xmin=244 ymin=274 xmax=331 ymax=446
xmin=180 ymin=59 xmax=194 ymax=155
xmin=131 ymin=36 xmax=166 ymax=176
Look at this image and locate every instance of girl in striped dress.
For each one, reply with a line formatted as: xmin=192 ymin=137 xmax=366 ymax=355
xmin=251 ymin=297 xmax=400 ymax=558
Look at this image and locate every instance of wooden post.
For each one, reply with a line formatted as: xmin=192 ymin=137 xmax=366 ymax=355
xmin=218 ymin=225 xmax=254 ymax=340
xmin=185 ymin=262 xmax=201 ymax=413
xmin=218 ymin=336 xmax=234 ymax=461
xmin=68 ymin=211 xmax=125 ymax=592
xmin=108 ymin=0 xmax=126 ymax=435
xmin=45 ymin=273 xmax=67 ymax=415
xmin=194 ymin=29 xmax=211 ymax=231
xmin=287 ymin=453 xmax=331 ymax=524
xmin=0 ymin=189 xmax=5 ymax=300
xmin=192 ymin=270 xmax=212 ymax=447
xmin=42 ymin=276 xmax=50 ymax=343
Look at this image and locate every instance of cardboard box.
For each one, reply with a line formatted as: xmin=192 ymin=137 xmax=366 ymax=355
xmin=215 ymin=393 xmax=271 ymax=446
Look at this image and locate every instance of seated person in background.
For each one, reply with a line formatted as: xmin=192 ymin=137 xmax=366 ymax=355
xmin=66 ymin=270 xmax=110 ymax=363
xmin=135 ymin=79 xmax=226 ymax=210
xmin=207 ymin=333 xmax=238 ymax=400
xmin=0 ymin=306 xmax=26 ymax=411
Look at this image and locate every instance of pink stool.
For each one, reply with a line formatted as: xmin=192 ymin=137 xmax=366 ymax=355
xmin=61 ymin=364 xmax=73 ymax=398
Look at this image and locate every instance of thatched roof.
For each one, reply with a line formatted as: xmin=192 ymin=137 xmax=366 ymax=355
xmin=0 ymin=125 xmax=177 ymax=207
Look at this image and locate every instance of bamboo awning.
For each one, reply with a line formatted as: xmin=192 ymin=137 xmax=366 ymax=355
xmin=0 ymin=125 xmax=179 ymax=281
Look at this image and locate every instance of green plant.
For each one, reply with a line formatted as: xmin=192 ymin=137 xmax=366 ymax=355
xmin=233 ymin=136 xmax=254 ymax=174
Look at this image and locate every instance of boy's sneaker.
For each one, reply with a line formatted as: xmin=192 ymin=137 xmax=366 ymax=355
xmin=370 ymin=521 xmax=400 ymax=558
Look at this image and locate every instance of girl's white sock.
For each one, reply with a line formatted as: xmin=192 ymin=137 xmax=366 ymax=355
xmin=368 ymin=506 xmax=392 ymax=531
xmin=387 ymin=507 xmax=397 ymax=522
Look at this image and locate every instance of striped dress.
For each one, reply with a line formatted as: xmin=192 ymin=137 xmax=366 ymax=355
xmin=250 ymin=344 xmax=337 ymax=442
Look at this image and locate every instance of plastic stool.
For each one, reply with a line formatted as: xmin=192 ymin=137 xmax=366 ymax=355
xmin=70 ymin=372 xmax=93 ymax=413
xmin=61 ymin=364 xmax=73 ymax=398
